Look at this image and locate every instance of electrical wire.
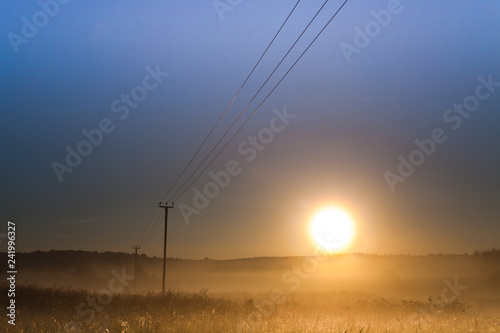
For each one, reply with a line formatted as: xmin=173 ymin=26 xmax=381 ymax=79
xmin=171 ymin=0 xmax=350 ymax=203
xmin=133 ymin=0 xmax=301 ymax=246
xmin=167 ymin=0 xmax=330 ymax=203
xmin=137 ymin=210 xmax=165 ymax=247
xmin=135 ymin=0 xmax=351 ymax=247
xmin=133 ymin=207 xmax=162 ymax=247
xmin=161 ymin=0 xmax=302 ymax=203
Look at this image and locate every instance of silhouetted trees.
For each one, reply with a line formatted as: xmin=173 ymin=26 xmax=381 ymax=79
xmin=473 ymin=248 xmax=500 ymax=258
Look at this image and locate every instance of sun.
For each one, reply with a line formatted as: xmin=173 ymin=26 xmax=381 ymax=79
xmin=309 ymin=207 xmax=355 ymax=253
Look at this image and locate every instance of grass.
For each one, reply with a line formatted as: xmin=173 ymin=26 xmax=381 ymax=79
xmin=2 ymin=284 xmax=500 ymax=332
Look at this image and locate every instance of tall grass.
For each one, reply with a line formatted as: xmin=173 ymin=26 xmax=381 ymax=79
xmin=2 ymin=284 xmax=499 ymax=332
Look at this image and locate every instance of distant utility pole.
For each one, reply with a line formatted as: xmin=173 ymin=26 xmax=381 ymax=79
xmin=158 ymin=202 xmax=174 ymax=294
xmin=133 ymin=245 xmax=140 ymax=292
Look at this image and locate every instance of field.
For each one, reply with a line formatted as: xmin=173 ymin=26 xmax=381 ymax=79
xmin=3 ymin=284 xmax=500 ymax=333
xmin=3 ymin=250 xmax=499 ymax=332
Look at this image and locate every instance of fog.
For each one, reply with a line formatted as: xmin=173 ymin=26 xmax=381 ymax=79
xmin=9 ymin=250 xmax=500 ymax=299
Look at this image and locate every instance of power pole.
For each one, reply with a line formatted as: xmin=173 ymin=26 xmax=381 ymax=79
xmin=158 ymin=202 xmax=174 ymax=294
xmin=133 ymin=246 xmax=140 ymax=292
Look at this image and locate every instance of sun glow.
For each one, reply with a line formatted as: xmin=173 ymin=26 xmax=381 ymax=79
xmin=309 ymin=207 xmax=355 ymax=253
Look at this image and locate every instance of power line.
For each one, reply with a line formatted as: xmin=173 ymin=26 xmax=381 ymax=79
xmin=161 ymin=0 xmax=302 ymax=203
xmin=133 ymin=0 xmax=301 ymax=247
xmin=136 ymin=210 xmax=164 ymax=247
xmin=167 ymin=0 xmax=330 ymax=203
xmin=133 ymin=206 xmax=162 ymax=247
xmin=135 ymin=0 xmax=351 ymax=248
xmin=171 ymin=0 xmax=350 ymax=203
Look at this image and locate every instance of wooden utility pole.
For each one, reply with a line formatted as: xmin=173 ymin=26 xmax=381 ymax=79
xmin=158 ymin=202 xmax=174 ymax=294
xmin=133 ymin=246 xmax=140 ymax=292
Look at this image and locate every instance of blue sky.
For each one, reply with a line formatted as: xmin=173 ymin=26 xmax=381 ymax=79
xmin=1 ymin=0 xmax=499 ymax=258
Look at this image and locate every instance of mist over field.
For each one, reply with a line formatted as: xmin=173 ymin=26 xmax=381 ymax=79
xmin=6 ymin=250 xmax=500 ymax=297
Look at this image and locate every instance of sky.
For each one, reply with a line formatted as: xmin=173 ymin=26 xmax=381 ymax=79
xmin=1 ymin=0 xmax=499 ymax=259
